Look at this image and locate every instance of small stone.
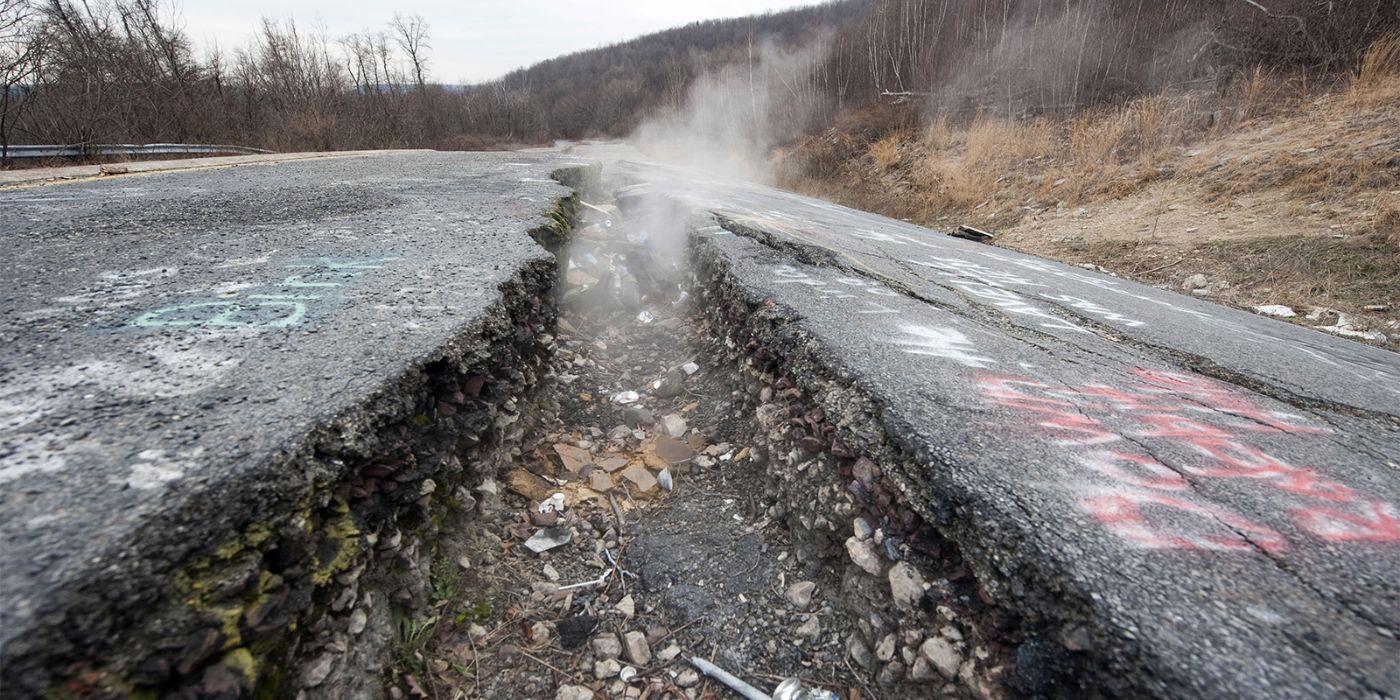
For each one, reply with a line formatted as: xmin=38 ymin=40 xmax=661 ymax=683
xmin=676 ymin=669 xmax=700 ymax=688
xmin=1060 ymin=625 xmax=1092 ymax=651
xmin=878 ymin=661 xmax=906 ymax=687
xmin=660 ymin=414 xmax=688 ymax=439
xmin=845 ymin=536 xmax=883 ymax=575
xmin=595 ymin=658 xmax=622 ymax=679
xmin=615 ymin=595 xmax=636 ymax=618
xmin=1181 ymin=273 xmax=1209 ymax=290
xmin=623 ymin=631 xmax=652 ymax=665
xmin=592 ymin=633 xmax=622 ymax=659
xmin=652 ymin=368 xmax=686 ymax=398
xmin=302 ymin=654 xmax=335 ymax=687
xmin=656 ymin=644 xmax=681 ymax=663
xmin=556 ymin=684 xmax=594 ymax=700
xmin=847 ymin=633 xmax=874 ymax=670
xmin=528 ymin=621 xmax=553 ymax=644
xmin=785 ymin=581 xmax=817 ymax=610
xmin=623 ymin=407 xmax=654 ymax=428
xmin=795 ymin=616 xmax=821 ymax=639
xmin=469 ymin=624 xmax=489 ymax=642
xmin=348 ymin=608 xmax=368 ymax=635
xmin=888 ymin=562 xmax=926 ymax=609
xmin=875 ymin=634 xmax=897 ymax=662
xmin=909 ymin=657 xmax=938 ymax=681
xmin=543 ymin=563 xmax=561 ymax=582
xmin=920 ymin=637 xmax=962 ymax=679
xmin=852 ymin=517 xmax=874 ymax=540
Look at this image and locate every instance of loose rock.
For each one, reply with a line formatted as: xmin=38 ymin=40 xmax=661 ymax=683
xmin=785 ymin=580 xmax=817 ymax=610
xmin=920 ymin=636 xmax=963 ymax=679
xmin=592 ymin=633 xmax=622 ymax=660
xmin=845 ymin=536 xmax=883 ymax=575
xmin=888 ymin=561 xmax=926 ymax=608
xmin=623 ymin=631 xmax=652 ymax=666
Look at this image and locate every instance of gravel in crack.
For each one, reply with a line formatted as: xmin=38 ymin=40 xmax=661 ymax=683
xmin=405 ymin=190 xmax=866 ymax=700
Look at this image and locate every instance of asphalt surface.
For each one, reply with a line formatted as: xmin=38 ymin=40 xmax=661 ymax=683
xmin=613 ymin=162 xmax=1400 ymax=698
xmin=0 ymin=152 xmax=580 ymax=689
xmin=3 ymin=148 xmax=1397 ymax=698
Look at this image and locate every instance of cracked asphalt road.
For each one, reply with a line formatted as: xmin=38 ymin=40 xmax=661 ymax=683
xmin=0 ymin=151 xmax=582 ymax=692
xmin=2 ymin=148 xmax=1396 ymax=698
xmin=614 ymin=161 xmax=1400 ymax=698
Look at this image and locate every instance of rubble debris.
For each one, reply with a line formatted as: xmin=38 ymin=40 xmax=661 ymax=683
xmin=612 ymin=391 xmax=640 ymax=404
xmin=554 ymin=443 xmax=592 ymax=473
xmin=1252 ymin=305 xmax=1296 ymax=318
xmin=620 ymin=464 xmax=658 ymax=493
xmin=524 ymin=527 xmax=572 ymax=554
xmin=949 ymin=224 xmax=994 ymax=243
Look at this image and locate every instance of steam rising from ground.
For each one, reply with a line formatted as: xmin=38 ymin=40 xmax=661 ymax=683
xmin=631 ymin=37 xmax=833 ymax=184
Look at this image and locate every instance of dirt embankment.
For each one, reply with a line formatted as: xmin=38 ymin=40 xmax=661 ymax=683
xmin=777 ymin=38 xmax=1400 ymax=348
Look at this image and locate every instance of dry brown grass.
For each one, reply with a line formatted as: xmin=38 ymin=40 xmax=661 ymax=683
xmin=1348 ymin=32 xmax=1400 ymax=104
xmin=868 ymin=132 xmax=905 ymax=173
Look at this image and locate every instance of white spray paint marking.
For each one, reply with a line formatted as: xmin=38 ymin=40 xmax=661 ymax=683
xmin=125 ymin=448 xmax=202 ymax=489
xmin=0 ymin=434 xmax=70 ymax=482
xmin=892 ymin=324 xmax=995 ymax=368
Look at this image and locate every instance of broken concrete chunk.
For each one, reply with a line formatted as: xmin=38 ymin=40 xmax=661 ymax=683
xmin=620 ymin=464 xmax=658 ymax=492
xmin=597 ymin=456 xmax=630 ymax=472
xmin=553 ymin=443 xmax=592 ymax=473
xmin=589 ymin=470 xmax=614 ymax=492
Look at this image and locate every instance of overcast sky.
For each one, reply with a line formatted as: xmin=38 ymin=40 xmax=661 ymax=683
xmin=173 ymin=0 xmax=822 ymax=84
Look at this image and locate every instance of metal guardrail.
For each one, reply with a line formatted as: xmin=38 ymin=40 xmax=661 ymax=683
xmin=2 ymin=143 xmax=275 ymax=158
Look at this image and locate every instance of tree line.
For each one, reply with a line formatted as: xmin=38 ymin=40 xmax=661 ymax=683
xmin=1 ymin=0 xmax=1395 ymax=161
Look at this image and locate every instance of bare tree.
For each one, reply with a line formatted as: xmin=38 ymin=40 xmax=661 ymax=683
xmin=391 ymin=13 xmax=429 ymax=90
xmin=1 ymin=0 xmax=45 ymax=160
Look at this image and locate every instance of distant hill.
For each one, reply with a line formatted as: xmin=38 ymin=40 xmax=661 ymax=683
xmin=466 ymin=2 xmax=866 ymax=140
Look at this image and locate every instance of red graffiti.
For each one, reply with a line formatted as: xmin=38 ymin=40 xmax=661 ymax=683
xmin=1295 ymin=500 xmax=1400 ymax=542
xmin=976 ymin=369 xmax=1398 ymax=550
xmin=1085 ymin=492 xmax=1290 ymax=554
